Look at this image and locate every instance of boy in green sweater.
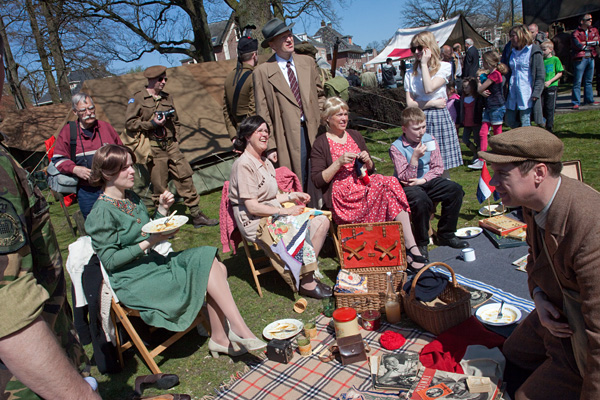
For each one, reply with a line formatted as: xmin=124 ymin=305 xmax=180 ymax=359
xmin=541 ymin=40 xmax=564 ymax=133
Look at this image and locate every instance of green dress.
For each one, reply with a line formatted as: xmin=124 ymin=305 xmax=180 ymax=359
xmin=85 ymin=190 xmax=216 ymax=332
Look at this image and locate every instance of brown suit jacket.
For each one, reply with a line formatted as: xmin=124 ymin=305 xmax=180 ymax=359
xmin=253 ymin=53 xmax=325 ymax=182
xmin=524 ymin=176 xmax=600 ymax=398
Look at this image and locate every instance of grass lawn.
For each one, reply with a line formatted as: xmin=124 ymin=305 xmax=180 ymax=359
xmin=47 ymin=109 xmax=599 ymax=399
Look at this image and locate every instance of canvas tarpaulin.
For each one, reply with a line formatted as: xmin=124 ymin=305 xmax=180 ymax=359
xmin=365 ymin=15 xmax=492 ymax=65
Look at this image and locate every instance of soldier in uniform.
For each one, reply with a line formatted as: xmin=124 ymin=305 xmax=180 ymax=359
xmin=223 ymin=36 xmax=258 ymax=145
xmin=0 ymin=36 xmax=100 ymax=400
xmin=124 ymin=65 xmax=218 ymax=227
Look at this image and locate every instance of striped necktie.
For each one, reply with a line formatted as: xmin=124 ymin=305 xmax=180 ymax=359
xmin=286 ymin=61 xmax=304 ymax=115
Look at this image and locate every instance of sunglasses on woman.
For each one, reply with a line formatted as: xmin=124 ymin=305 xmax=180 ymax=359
xmin=411 ymin=45 xmax=424 ymax=53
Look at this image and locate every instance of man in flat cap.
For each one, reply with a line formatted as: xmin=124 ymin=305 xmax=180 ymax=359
xmin=125 ymin=65 xmax=218 ymax=227
xmin=223 ymin=36 xmax=259 ymax=143
xmin=253 ymin=17 xmax=325 ymax=189
xmin=479 ymin=127 xmax=600 ymax=400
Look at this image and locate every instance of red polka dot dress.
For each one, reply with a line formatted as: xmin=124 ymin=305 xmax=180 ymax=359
xmin=328 ymin=135 xmax=410 ymax=225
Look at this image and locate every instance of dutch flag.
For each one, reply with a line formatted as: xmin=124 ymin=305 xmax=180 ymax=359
xmin=477 ymin=161 xmax=500 ymax=203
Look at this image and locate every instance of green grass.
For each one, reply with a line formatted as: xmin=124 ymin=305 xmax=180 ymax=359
xmin=49 ymin=109 xmax=599 ymax=399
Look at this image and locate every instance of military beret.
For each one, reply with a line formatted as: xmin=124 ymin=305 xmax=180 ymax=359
xmin=144 ymin=65 xmax=167 ymax=79
xmin=238 ymin=36 xmax=258 ymax=55
xmin=478 ymin=126 xmax=564 ymax=164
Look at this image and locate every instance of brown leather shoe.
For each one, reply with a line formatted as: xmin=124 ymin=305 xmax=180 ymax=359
xmin=192 ymin=211 xmax=219 ymax=227
xmin=299 ymin=282 xmax=332 ymax=299
xmin=134 ymin=373 xmax=179 ymax=396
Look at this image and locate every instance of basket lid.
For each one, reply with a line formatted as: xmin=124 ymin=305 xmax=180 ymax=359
xmin=333 ymin=307 xmax=357 ymax=322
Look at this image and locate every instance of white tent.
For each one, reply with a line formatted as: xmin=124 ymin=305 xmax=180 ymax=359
xmin=366 ymin=15 xmax=492 ymax=65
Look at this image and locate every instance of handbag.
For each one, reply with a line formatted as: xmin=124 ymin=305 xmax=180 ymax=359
xmin=337 ymin=334 xmax=368 ymax=365
xmin=47 ymin=122 xmax=79 ymax=194
xmin=542 ymin=239 xmax=587 ymax=376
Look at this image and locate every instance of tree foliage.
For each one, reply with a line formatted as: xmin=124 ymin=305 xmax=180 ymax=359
xmin=402 ymin=0 xmax=483 ymax=27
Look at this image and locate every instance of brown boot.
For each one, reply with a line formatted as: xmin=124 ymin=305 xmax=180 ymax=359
xmin=192 ymin=210 xmax=218 ymax=227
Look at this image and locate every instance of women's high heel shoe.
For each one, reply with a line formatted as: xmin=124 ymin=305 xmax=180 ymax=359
xmin=208 ymin=338 xmax=247 ymax=359
xmin=228 ymin=330 xmax=267 ymax=351
xmin=407 ymin=245 xmax=429 ymax=264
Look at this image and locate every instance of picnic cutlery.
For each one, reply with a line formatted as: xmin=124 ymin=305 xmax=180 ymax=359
xmin=342 ymin=231 xmax=364 ymax=243
xmin=163 ymin=210 xmax=178 ymax=226
xmin=496 ymin=300 xmax=505 ymax=319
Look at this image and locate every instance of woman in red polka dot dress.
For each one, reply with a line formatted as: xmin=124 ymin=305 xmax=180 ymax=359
xmin=311 ymin=97 xmax=428 ymax=267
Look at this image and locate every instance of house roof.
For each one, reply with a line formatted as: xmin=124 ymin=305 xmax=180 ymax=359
xmin=0 ymin=103 xmax=71 ymax=152
xmin=312 ymin=24 xmax=364 ymax=53
xmin=209 ymin=18 xmax=234 ymax=47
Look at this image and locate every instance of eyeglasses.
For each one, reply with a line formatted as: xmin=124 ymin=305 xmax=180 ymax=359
xmin=411 ymin=45 xmax=424 ymax=53
xmin=157 ymin=76 xmax=168 ymax=82
xmin=583 ymin=18 xmax=592 ymax=21
xmin=76 ymin=106 xmax=95 ymax=113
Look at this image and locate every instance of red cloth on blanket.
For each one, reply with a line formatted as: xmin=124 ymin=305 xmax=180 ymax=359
xmin=275 ymin=166 xmax=302 ymax=193
xmin=419 ymin=316 xmax=506 ymax=373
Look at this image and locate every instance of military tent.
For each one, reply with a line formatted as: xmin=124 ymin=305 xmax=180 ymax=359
xmin=365 ymin=15 xmax=492 ymax=65
xmin=59 ymin=59 xmax=240 ymax=193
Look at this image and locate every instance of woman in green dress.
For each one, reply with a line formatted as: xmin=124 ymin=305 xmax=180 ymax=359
xmin=85 ymin=144 xmax=265 ymax=358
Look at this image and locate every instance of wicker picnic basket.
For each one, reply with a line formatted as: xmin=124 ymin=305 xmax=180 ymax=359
xmin=335 ymin=266 xmax=406 ymax=314
xmin=401 ymin=262 xmax=471 ymax=335
xmin=335 ymin=222 xmax=407 ymax=314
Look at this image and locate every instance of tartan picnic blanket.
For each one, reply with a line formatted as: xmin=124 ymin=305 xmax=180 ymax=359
xmin=212 ymin=274 xmax=532 ymax=399
xmin=213 ymin=316 xmax=436 ymax=400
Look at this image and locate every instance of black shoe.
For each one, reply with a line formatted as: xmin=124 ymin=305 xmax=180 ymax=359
xmin=417 ymin=245 xmax=429 ymax=260
xmin=192 ymin=211 xmax=219 ymax=227
xmin=299 ymin=282 xmax=332 ymax=299
xmin=134 ymin=373 xmax=179 ymax=396
xmin=436 ymin=236 xmax=469 ymax=249
xmin=407 ymin=245 xmax=429 ymax=264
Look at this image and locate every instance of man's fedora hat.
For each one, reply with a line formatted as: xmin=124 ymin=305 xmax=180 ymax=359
xmin=144 ymin=65 xmax=167 ymax=79
xmin=261 ymin=18 xmax=295 ymax=48
xmin=478 ymin=126 xmax=564 ymax=164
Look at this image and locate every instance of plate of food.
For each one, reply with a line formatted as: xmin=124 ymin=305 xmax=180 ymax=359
xmin=263 ymin=319 xmax=303 ymax=340
xmin=455 ymin=227 xmax=483 ymax=239
xmin=478 ymin=204 xmax=506 ymax=217
xmin=476 ymin=303 xmax=522 ymax=326
xmin=141 ymin=216 xmax=189 ymax=235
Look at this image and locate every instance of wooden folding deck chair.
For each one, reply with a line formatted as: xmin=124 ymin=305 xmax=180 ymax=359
xmin=101 ymin=265 xmax=211 ymax=374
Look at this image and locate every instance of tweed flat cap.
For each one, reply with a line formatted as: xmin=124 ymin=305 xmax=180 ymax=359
xmin=144 ymin=65 xmax=167 ymax=79
xmin=261 ymin=18 xmax=294 ymax=48
xmin=478 ymin=126 xmax=564 ymax=163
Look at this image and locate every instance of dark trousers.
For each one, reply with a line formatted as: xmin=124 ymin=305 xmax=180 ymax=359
xmin=77 ymin=185 xmax=102 ymax=219
xmin=542 ymin=86 xmax=558 ymax=132
xmin=300 ymin=121 xmax=310 ymax=190
xmin=403 ymin=177 xmax=464 ymax=246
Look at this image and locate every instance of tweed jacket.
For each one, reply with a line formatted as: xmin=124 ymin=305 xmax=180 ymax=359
xmin=310 ymin=129 xmax=375 ymax=210
xmin=524 ymin=176 xmax=600 ymax=399
xmin=253 ymin=54 xmax=325 ymax=181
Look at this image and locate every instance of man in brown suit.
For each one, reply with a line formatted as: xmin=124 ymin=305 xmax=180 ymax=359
xmin=253 ymin=18 xmax=325 ymax=188
xmin=479 ymin=127 xmax=600 ymax=400
xmin=223 ymin=36 xmax=258 ymax=143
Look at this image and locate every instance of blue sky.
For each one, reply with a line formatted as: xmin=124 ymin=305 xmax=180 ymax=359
xmin=110 ymin=0 xmax=405 ymax=71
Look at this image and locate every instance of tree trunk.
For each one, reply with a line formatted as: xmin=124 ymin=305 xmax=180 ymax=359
xmin=226 ymin=0 xmax=273 ymax=54
xmin=40 ymin=0 xmax=71 ymax=103
xmin=0 ymin=15 xmax=27 ymax=109
xmin=181 ymin=0 xmax=215 ymax=62
xmin=24 ymin=0 xmax=60 ymax=104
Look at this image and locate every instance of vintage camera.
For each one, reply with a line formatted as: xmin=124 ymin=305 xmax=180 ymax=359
xmin=266 ymin=339 xmax=294 ymax=364
xmin=156 ymin=109 xmax=175 ymax=121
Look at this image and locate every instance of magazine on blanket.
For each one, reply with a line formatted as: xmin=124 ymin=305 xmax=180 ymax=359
xmin=465 ymin=287 xmax=494 ymax=309
xmin=407 ymin=368 xmax=501 ymax=400
xmin=370 ymin=351 xmax=422 ymax=391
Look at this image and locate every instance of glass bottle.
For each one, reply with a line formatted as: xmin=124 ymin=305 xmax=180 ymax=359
xmin=385 ymin=271 xmax=401 ymax=324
